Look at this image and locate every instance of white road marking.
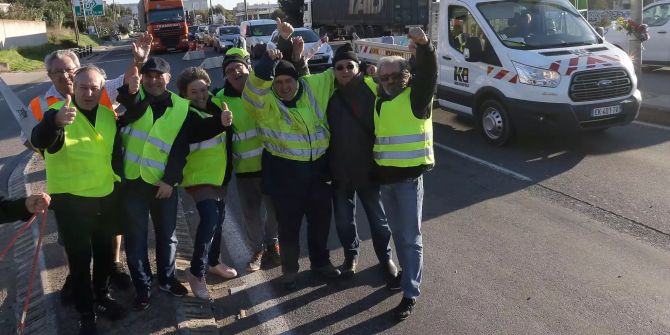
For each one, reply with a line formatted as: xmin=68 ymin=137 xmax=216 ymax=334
xmin=633 ymin=120 xmax=670 ymax=132
xmin=434 ymin=142 xmax=534 ymax=182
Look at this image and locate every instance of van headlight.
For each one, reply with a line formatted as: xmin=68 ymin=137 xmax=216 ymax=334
xmin=513 ymin=62 xmax=561 ymax=88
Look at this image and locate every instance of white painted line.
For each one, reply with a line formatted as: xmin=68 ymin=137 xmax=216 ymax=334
xmin=633 ymin=120 xmax=670 ymax=132
xmin=434 ymin=142 xmax=533 ymax=182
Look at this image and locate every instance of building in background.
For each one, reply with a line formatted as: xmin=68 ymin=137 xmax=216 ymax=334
xmin=184 ymin=0 xmax=208 ymax=12
xmin=234 ymin=1 xmax=279 ymax=24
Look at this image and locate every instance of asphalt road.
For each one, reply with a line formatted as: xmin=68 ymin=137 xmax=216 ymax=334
xmin=1 ymin=44 xmax=670 ymax=334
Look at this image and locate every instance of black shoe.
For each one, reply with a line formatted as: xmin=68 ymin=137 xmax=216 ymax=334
xmin=311 ymin=262 xmax=341 ymax=279
xmin=78 ymin=313 xmax=98 ymax=335
xmin=60 ymin=274 xmax=74 ymax=305
xmin=159 ymin=278 xmax=188 ymax=297
xmin=96 ymin=294 xmax=128 ymax=321
xmin=134 ymin=291 xmax=151 ymax=311
xmin=384 ymin=259 xmax=398 ymax=278
xmin=387 ymin=270 xmax=402 ymax=292
xmin=341 ymin=257 xmax=357 ymax=278
xmin=110 ymin=262 xmax=132 ymax=290
xmin=282 ymin=272 xmax=298 ymax=291
xmin=393 ymin=297 xmax=416 ymax=321
xmin=265 ymin=242 xmax=282 ymax=266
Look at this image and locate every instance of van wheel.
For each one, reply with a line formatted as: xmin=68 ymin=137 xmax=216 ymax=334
xmin=479 ymin=99 xmax=514 ymax=146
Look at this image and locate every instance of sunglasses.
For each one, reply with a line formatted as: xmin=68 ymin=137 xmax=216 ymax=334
xmin=335 ymin=63 xmax=355 ymax=71
xmin=379 ymin=72 xmax=403 ymax=82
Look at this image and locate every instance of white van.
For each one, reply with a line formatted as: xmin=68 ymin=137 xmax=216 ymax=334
xmin=240 ymin=19 xmax=276 ymax=58
xmin=437 ymin=0 xmax=641 ymax=145
xmin=604 ymin=0 xmax=670 ymax=71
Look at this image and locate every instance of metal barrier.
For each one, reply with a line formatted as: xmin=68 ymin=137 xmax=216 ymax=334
xmin=70 ymin=45 xmax=94 ymax=59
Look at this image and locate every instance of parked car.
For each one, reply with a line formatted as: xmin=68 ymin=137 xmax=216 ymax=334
xmin=604 ymin=0 xmax=670 ymax=70
xmin=205 ymin=24 xmax=222 ymax=46
xmin=194 ymin=25 xmax=208 ymax=42
xmin=268 ymin=27 xmax=333 ymax=71
xmin=188 ymin=25 xmax=197 ymax=40
xmin=213 ymin=25 xmax=241 ymax=53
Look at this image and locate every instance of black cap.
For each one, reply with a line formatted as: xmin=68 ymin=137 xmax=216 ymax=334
xmin=140 ymin=57 xmax=170 ymax=74
xmin=332 ymin=43 xmax=359 ymax=65
xmin=273 ymin=60 xmax=298 ymax=80
xmin=222 ymin=54 xmax=250 ymax=72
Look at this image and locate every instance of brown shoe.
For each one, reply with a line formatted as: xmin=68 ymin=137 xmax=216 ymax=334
xmin=247 ymin=250 xmax=264 ymax=272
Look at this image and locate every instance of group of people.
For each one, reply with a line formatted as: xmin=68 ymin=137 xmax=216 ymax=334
xmin=7 ymin=18 xmax=436 ymax=335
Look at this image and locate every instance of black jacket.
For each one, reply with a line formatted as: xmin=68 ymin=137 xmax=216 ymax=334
xmin=0 ymin=197 xmax=31 ymax=224
xmin=327 ymin=73 xmax=377 ymax=188
xmin=373 ymin=42 xmax=437 ymax=184
xmin=116 ymin=85 xmax=227 ymax=186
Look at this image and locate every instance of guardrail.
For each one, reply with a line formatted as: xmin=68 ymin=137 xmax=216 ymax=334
xmin=70 ymin=46 xmax=93 ymax=59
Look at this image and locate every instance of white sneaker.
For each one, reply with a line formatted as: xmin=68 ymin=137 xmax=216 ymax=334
xmin=186 ymin=268 xmax=210 ymax=300
xmin=208 ymin=263 xmax=238 ymax=279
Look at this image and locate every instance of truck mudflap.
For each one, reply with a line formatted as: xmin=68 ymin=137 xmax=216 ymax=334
xmin=504 ymin=91 xmax=641 ymax=134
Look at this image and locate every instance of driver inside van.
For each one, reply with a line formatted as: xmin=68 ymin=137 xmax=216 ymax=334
xmin=503 ymin=11 xmax=535 ymax=39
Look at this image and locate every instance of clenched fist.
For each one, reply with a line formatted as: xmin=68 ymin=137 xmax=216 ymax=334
xmin=55 ymin=95 xmax=77 ymax=127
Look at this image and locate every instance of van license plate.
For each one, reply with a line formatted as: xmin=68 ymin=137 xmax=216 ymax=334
xmin=591 ymin=105 xmax=621 ymax=117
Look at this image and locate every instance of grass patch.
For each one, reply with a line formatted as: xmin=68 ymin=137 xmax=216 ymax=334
xmin=0 ymin=28 xmax=103 ymax=72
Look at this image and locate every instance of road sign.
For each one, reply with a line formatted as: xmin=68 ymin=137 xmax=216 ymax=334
xmin=72 ymin=0 xmax=104 ymax=16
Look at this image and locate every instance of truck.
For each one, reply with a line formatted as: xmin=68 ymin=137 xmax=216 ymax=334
xmin=355 ymin=0 xmax=641 ymax=146
xmin=138 ymin=0 xmax=190 ymax=52
xmin=303 ymin=0 xmax=433 ymax=39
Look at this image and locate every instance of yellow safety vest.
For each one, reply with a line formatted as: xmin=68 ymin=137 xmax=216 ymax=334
xmin=373 ymin=87 xmax=434 ymax=167
xmin=216 ymin=89 xmax=263 ymax=173
xmin=44 ymin=102 xmax=119 ymax=197
xmin=121 ymin=88 xmax=190 ymax=184
xmin=181 ymin=101 xmax=228 ymax=187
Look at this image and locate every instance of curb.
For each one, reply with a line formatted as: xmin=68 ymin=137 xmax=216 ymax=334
xmin=638 ymin=104 xmax=670 ymax=128
xmin=7 ymin=152 xmax=56 ymax=335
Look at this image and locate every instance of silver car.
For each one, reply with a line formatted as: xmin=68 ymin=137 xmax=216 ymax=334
xmin=213 ymin=26 xmax=241 ymax=53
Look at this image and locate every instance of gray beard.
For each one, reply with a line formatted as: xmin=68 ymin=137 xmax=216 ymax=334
xmin=383 ymin=86 xmax=405 ymax=99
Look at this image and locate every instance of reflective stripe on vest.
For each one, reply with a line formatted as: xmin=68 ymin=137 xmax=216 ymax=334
xmin=122 ymin=90 xmax=189 ymax=184
xmin=373 ymin=87 xmax=434 ymax=168
xmin=181 ymin=101 xmax=228 ymax=187
xmin=44 ymin=102 xmax=119 ymax=197
xmin=217 ymin=90 xmax=263 ymax=174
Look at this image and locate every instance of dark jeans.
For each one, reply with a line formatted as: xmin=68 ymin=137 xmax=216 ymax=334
xmin=189 ymin=199 xmax=225 ymax=277
xmin=51 ymin=191 xmax=116 ymax=316
xmin=333 ymin=180 xmax=392 ymax=263
xmin=123 ymin=179 xmax=178 ymax=294
xmin=271 ymin=180 xmax=333 ymax=274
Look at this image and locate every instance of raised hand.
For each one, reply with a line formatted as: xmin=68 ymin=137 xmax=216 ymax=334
xmin=133 ymin=32 xmax=153 ymax=64
xmin=25 ymin=193 xmax=51 ymax=214
xmin=267 ymin=48 xmax=283 ymax=61
xmin=127 ymin=66 xmax=141 ymax=94
xmin=277 ymin=18 xmax=294 ymax=40
xmin=220 ymin=102 xmax=233 ymax=127
xmin=407 ymin=27 xmax=428 ymax=46
xmin=292 ymin=36 xmax=304 ymax=61
xmin=55 ymin=95 xmax=77 ymax=127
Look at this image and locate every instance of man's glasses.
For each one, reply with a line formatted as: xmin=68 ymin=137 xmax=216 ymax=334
xmin=49 ymin=68 xmax=76 ymax=76
xmin=379 ymin=72 xmax=403 ymax=82
xmin=335 ymin=63 xmax=355 ymax=71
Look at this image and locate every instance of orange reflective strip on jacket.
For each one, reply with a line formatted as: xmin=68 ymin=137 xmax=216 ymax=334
xmin=28 ymin=90 xmax=114 ymax=121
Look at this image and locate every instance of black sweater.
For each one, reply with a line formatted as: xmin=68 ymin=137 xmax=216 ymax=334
xmin=0 ymin=197 xmax=31 ymax=224
xmin=373 ymin=42 xmax=438 ymax=184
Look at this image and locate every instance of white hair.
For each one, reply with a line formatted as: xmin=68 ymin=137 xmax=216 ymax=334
xmin=44 ymin=50 xmax=81 ymax=73
xmin=74 ymin=65 xmax=107 ymax=87
xmin=378 ymin=56 xmax=410 ymax=73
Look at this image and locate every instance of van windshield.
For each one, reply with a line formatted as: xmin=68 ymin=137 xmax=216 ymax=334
xmin=478 ymin=1 xmax=601 ymax=50
xmin=248 ymin=24 xmax=276 ymax=37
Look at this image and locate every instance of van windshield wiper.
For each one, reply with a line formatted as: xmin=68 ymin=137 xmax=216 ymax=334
xmin=500 ymin=39 xmax=527 ymax=46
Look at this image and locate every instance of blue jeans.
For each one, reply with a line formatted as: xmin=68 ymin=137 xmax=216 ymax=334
xmin=381 ymin=176 xmax=424 ymax=299
xmin=190 ymin=199 xmax=225 ymax=278
xmin=124 ymin=179 xmax=178 ymax=294
xmin=333 ymin=180 xmax=392 ymax=263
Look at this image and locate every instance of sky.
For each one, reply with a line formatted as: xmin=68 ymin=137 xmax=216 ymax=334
xmin=113 ymin=0 xmax=276 ymax=10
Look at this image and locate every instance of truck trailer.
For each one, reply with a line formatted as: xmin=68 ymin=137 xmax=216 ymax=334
xmin=303 ymin=0 xmax=433 ymax=39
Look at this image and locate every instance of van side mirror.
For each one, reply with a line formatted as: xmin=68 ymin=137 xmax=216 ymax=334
xmin=596 ymin=26 xmax=605 ymax=37
xmin=464 ymin=37 xmax=483 ymax=62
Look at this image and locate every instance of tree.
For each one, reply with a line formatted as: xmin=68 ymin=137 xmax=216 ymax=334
xmin=278 ymin=0 xmax=304 ymax=27
xmin=213 ymin=4 xmax=225 ymax=15
xmin=271 ymin=8 xmax=286 ymax=20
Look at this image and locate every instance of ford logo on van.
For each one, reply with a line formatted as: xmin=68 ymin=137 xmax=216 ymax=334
xmin=597 ymin=79 xmax=614 ymax=88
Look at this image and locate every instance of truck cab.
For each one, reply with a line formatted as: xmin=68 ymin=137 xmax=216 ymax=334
xmin=437 ymin=0 xmax=641 ymax=145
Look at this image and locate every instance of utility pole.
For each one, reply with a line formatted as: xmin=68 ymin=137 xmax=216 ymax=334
xmin=630 ymin=0 xmax=642 ymax=75
xmin=244 ymin=0 xmax=248 ymax=21
xmin=72 ymin=1 xmax=80 ymax=46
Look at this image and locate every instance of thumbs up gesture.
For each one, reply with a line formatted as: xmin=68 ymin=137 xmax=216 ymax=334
xmin=277 ymin=18 xmax=294 ymax=40
xmin=55 ymin=95 xmax=77 ymax=127
xmin=127 ymin=66 xmax=141 ymax=95
xmin=220 ymin=102 xmax=233 ymax=127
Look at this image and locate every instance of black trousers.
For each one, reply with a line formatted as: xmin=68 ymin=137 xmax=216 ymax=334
xmin=271 ymin=180 xmax=333 ymax=274
xmin=51 ymin=188 xmax=118 ymax=315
